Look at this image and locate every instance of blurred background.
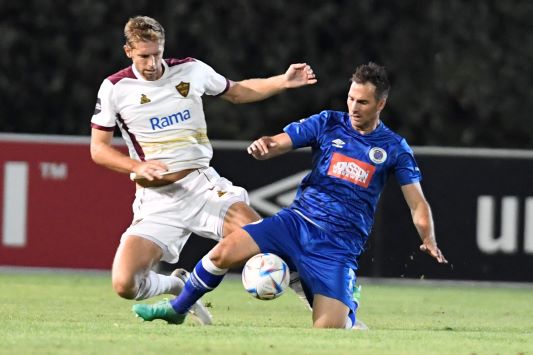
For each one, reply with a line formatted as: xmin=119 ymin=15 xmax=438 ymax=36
xmin=2 ymin=0 xmax=533 ymax=147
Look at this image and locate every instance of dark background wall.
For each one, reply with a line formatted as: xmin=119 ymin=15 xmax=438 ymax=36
xmin=2 ymin=136 xmax=531 ymax=280
xmin=2 ymin=0 xmax=533 ymax=148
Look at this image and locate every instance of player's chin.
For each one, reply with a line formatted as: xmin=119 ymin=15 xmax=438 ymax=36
xmin=143 ymin=71 xmax=157 ymax=80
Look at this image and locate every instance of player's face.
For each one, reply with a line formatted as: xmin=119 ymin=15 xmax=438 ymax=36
xmin=346 ymin=82 xmax=386 ymax=133
xmin=124 ymin=40 xmax=165 ymax=81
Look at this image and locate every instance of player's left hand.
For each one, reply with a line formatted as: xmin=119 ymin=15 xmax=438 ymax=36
xmin=284 ymin=63 xmax=317 ymax=88
xmin=420 ymin=243 xmax=448 ymax=264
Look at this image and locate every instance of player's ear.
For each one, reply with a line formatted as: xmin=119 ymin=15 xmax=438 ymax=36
xmin=377 ymin=98 xmax=387 ymax=112
xmin=124 ymin=45 xmax=132 ymax=58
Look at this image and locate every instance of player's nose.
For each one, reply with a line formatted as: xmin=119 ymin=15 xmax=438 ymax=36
xmin=148 ymin=55 xmax=156 ymax=67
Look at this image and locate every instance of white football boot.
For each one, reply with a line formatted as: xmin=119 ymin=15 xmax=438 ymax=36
xmin=170 ymin=268 xmax=213 ymax=325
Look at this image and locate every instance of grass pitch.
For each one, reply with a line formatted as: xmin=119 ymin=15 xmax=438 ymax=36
xmin=0 ymin=271 xmax=532 ymax=355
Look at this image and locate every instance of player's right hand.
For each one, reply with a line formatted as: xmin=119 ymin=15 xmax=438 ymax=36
xmin=247 ymin=136 xmax=278 ymax=160
xmin=132 ymin=160 xmax=168 ymax=181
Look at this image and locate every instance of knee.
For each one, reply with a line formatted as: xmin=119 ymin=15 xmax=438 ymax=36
xmin=223 ymin=202 xmax=260 ymax=235
xmin=209 ymin=248 xmax=231 ymax=269
xmin=112 ymin=275 xmax=137 ymax=300
xmin=312 ymin=312 xmax=347 ymax=329
xmin=313 ymin=319 xmax=346 ymax=329
xmin=209 ymin=240 xmax=236 ymax=269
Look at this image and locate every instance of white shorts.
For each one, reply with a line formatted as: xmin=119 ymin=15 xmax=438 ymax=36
xmin=122 ymin=167 xmax=249 ymax=263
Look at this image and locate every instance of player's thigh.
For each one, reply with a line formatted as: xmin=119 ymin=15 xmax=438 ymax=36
xmin=187 ymin=167 xmax=258 ymax=239
xmin=209 ymin=228 xmax=260 ymax=269
xmin=112 ymin=235 xmax=163 ymax=284
xmin=223 ymin=201 xmax=261 ymax=236
xmin=312 ymin=294 xmax=349 ymax=328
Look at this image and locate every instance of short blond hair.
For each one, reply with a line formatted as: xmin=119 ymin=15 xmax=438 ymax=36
xmin=124 ymin=16 xmax=165 ymax=48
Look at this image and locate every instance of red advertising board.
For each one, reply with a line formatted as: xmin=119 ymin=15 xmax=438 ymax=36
xmin=0 ymin=134 xmax=133 ymax=269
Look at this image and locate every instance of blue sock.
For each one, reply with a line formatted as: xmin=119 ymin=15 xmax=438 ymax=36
xmin=170 ymin=255 xmax=227 ymax=314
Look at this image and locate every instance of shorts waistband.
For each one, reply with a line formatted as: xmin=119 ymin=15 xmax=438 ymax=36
xmin=135 ymin=168 xmax=204 ymax=188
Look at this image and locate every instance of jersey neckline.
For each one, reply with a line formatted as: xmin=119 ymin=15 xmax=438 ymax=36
xmin=131 ymin=60 xmax=169 ymax=82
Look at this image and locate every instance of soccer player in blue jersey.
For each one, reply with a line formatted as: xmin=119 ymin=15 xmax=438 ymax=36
xmin=133 ymin=62 xmax=447 ymax=328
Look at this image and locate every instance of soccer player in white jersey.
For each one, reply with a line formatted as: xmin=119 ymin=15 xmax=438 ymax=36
xmin=90 ymin=16 xmax=317 ymax=324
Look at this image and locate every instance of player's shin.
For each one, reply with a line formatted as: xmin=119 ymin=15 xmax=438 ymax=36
xmin=170 ymin=254 xmax=227 ymax=314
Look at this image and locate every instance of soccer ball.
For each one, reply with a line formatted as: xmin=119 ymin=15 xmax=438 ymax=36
xmin=242 ymin=253 xmax=290 ymax=300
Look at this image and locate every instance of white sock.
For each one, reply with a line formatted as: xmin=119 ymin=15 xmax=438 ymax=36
xmin=344 ymin=315 xmax=354 ymax=329
xmin=134 ymin=271 xmax=181 ymax=300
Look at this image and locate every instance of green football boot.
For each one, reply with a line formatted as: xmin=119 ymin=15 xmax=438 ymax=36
xmin=132 ymin=299 xmax=186 ymax=325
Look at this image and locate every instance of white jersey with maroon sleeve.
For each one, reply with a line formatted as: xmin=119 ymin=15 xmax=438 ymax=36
xmin=91 ymin=58 xmax=230 ymax=174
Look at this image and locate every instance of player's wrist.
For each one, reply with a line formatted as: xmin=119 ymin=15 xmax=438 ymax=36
xmin=278 ymin=74 xmax=292 ymax=90
xmin=129 ymin=161 xmax=143 ymax=174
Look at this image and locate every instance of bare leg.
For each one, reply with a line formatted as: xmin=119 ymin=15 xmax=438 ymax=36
xmin=131 ymin=202 xmax=262 ymax=322
xmin=138 ymin=227 xmax=262 ymax=320
xmin=209 ymin=227 xmax=261 ymax=269
xmin=111 ymin=235 xmax=165 ymax=299
xmin=222 ymin=202 xmax=261 ymax=236
xmin=312 ymin=294 xmax=349 ymax=328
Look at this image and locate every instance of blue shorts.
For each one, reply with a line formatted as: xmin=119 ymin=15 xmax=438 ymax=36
xmin=243 ymin=208 xmax=358 ymax=312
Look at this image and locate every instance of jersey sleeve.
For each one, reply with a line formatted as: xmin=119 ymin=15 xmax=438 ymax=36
xmin=283 ymin=111 xmax=330 ymax=149
xmin=194 ymin=59 xmax=230 ymax=97
xmin=90 ymin=79 xmax=117 ymax=131
xmin=394 ymin=139 xmax=422 ymax=185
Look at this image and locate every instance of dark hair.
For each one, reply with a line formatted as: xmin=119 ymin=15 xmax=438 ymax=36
xmin=351 ymin=62 xmax=390 ymax=100
xmin=124 ymin=16 xmax=165 ymax=48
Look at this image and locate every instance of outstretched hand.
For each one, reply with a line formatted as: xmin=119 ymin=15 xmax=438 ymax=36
xmin=420 ymin=243 xmax=448 ymax=264
xmin=284 ymin=63 xmax=318 ymax=88
xmin=247 ymin=136 xmax=277 ymax=160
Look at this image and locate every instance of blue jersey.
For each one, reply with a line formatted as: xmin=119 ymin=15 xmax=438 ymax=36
xmin=284 ymin=110 xmax=421 ymax=254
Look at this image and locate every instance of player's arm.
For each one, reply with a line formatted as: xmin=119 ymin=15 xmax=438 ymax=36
xmin=401 ymin=182 xmax=447 ymax=264
xmin=247 ymin=133 xmax=293 ymax=160
xmin=221 ymin=63 xmax=317 ymax=104
xmin=90 ymin=128 xmax=168 ymax=181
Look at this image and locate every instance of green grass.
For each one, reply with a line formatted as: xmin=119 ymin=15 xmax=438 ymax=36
xmin=0 ymin=272 xmax=532 ymax=355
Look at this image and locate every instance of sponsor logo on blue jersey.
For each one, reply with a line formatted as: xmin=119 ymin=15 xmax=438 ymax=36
xmin=328 ymin=152 xmax=376 ymax=188
xmin=150 ymin=109 xmax=191 ymax=130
